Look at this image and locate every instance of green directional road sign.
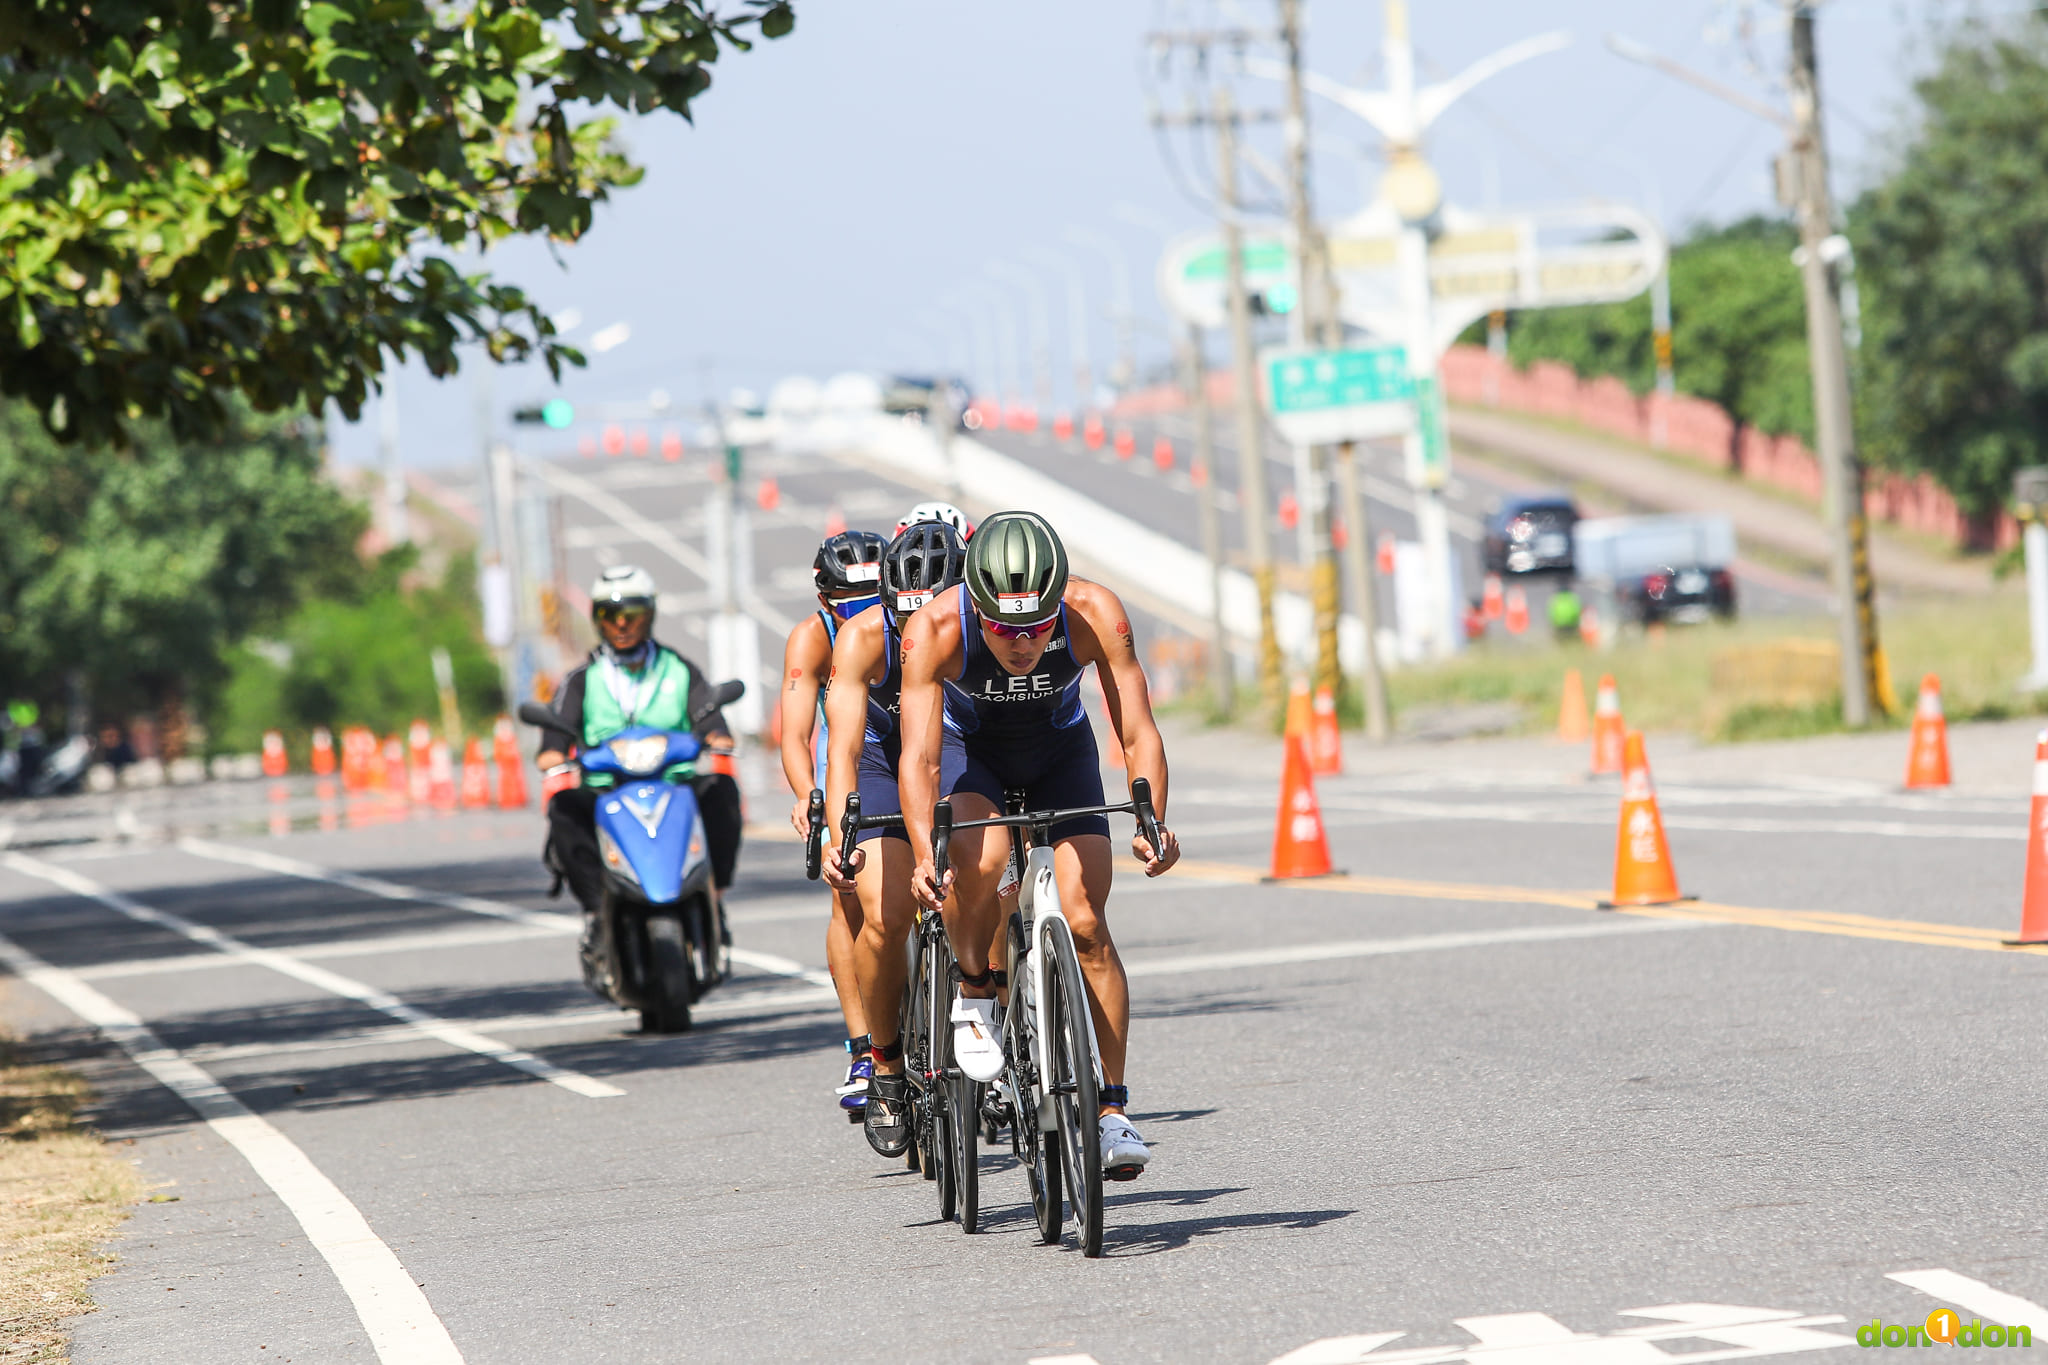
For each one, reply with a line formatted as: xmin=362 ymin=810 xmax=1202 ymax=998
xmin=1261 ymin=345 xmax=1418 ymax=447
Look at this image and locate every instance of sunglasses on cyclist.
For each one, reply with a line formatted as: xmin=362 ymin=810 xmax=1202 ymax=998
xmin=828 ymin=594 xmax=879 ymax=621
xmin=978 ymin=613 xmax=1056 ymax=641
xmin=595 ymin=603 xmax=652 ymax=626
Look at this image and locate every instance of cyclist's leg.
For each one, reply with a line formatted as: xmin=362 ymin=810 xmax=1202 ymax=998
xmin=847 ymin=737 xmax=916 ymax=1074
xmin=941 ymin=750 xmax=1012 ymax=992
xmin=826 ymin=886 xmax=867 ymax=1040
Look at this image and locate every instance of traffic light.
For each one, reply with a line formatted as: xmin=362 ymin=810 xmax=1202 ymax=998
xmin=1250 ymin=283 xmax=1298 ymax=317
xmin=512 ymin=399 xmax=575 ymax=428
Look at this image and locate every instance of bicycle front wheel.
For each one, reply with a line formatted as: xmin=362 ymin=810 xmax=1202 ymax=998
xmin=1042 ymin=916 xmax=1103 ymax=1257
xmin=951 ymin=1075 xmax=980 ymax=1233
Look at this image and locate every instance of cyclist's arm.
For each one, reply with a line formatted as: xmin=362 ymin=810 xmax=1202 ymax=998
xmin=820 ymin=616 xmax=883 ymax=881
xmin=534 ymin=667 xmax=587 ymax=770
xmin=898 ymin=590 xmax=963 ymax=869
xmin=778 ymin=617 xmax=830 ymax=797
xmin=1068 ymin=582 xmax=1169 ymax=818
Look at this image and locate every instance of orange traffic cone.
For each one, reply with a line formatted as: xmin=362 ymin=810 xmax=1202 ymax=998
xmin=406 ymin=719 xmax=432 ymax=803
xmin=309 ymin=726 xmax=336 ymax=776
xmin=2006 ymin=731 xmax=2048 ymax=945
xmin=381 ymin=736 xmax=408 ymax=803
xmin=1603 ymin=730 xmax=1685 ymax=907
xmin=1503 ymin=587 xmax=1529 ymax=636
xmin=1152 ymin=436 xmax=1175 ymax=471
xmin=823 ymin=507 xmax=846 ymax=538
xmin=1269 ymin=732 xmax=1333 ymax=880
xmin=1904 ymin=674 xmax=1951 ymax=789
xmin=494 ymin=715 xmax=530 ymax=809
xmin=1579 ymin=605 xmax=1601 ymax=648
xmin=1283 ymin=678 xmax=1313 ymax=744
xmin=427 ymin=739 xmax=457 ymax=809
xmin=459 ymin=739 xmax=491 ymax=808
xmin=1557 ymin=669 xmax=1589 ymax=744
xmin=1083 ymin=414 xmax=1105 ymax=450
xmin=1590 ymin=674 xmax=1626 ymax=775
xmin=261 ymin=729 xmax=288 ymax=777
xmin=1481 ymin=573 xmax=1505 ymax=621
xmin=1113 ymin=428 xmax=1136 ymax=459
xmin=1053 ymin=412 xmax=1074 ymax=442
xmin=1310 ymin=685 xmax=1343 ymax=776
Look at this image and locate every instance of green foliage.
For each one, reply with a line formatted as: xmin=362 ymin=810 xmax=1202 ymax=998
xmin=1504 ymin=217 xmax=1815 ymax=448
xmin=0 ymin=397 xmax=363 ymax=717
xmin=209 ymin=549 xmax=503 ymax=751
xmin=0 ymin=0 xmax=794 ymax=447
xmin=1855 ymin=13 xmax=2048 ymax=516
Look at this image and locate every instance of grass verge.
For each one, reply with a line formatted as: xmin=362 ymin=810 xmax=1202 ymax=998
xmin=1 ymin=1004 xmax=142 ymax=1364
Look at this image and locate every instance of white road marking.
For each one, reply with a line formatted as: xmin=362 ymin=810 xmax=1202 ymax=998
xmin=1303 ymin=794 xmax=2023 ymax=842
xmin=729 ymin=946 xmax=836 ymax=990
xmin=0 ymin=928 xmax=465 ymax=1365
xmin=76 ymin=921 xmax=569 ymax=981
xmin=177 ymin=837 xmax=579 ymax=932
xmin=1 ymin=853 xmax=622 ymax=1100
xmin=1886 ymin=1268 xmax=2048 ymax=1326
xmin=1125 ymin=918 xmax=1705 ymax=980
xmin=1267 ymin=1303 xmax=1850 ymax=1363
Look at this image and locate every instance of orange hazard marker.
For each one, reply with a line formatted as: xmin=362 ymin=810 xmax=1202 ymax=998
xmin=1083 ymin=414 xmax=1105 ymax=450
xmin=2006 ymin=731 xmax=2048 ymax=945
xmin=1503 ymin=587 xmax=1529 ymax=636
xmin=1557 ymin=669 xmax=1589 ymax=744
xmin=1904 ymin=674 xmax=1951 ymax=788
xmin=310 ymin=726 xmax=336 ymax=776
xmin=1053 ymin=412 xmax=1074 ymax=442
xmin=1283 ymin=678 xmax=1313 ymax=744
xmin=1270 ymin=731 xmax=1333 ymax=880
xmin=757 ymin=477 xmax=781 ymax=512
xmin=459 ymin=739 xmax=491 ymax=808
xmin=823 ymin=507 xmax=847 ymax=538
xmin=406 ymin=719 xmax=432 ymax=804
xmin=494 ymin=715 xmax=530 ymax=809
xmin=427 ymin=739 xmax=457 ymax=809
xmin=1603 ymin=730 xmax=1686 ymax=907
xmin=261 ymin=729 xmax=288 ymax=778
xmin=1152 ymin=436 xmax=1175 ymax=471
xmin=1310 ymin=685 xmax=1342 ymax=776
xmin=1481 ymin=573 xmax=1505 ymax=621
xmin=381 ymin=735 xmax=408 ymax=801
xmin=1113 ymin=428 xmax=1136 ymax=459
xmin=1590 ymin=674 xmax=1626 ymax=775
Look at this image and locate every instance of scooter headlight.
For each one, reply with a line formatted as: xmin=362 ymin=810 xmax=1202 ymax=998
xmin=607 ymin=735 xmax=670 ymax=775
xmin=596 ymin=826 xmax=641 ymax=886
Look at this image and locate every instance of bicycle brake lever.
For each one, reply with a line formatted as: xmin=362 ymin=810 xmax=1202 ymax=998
xmin=1129 ymin=776 xmax=1164 ymax=859
xmin=804 ymin=787 xmax=825 ymax=881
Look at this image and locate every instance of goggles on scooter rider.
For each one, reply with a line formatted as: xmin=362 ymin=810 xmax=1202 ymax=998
xmin=976 ymin=610 xmax=1057 ymax=641
xmin=827 ymin=594 xmax=879 ymax=621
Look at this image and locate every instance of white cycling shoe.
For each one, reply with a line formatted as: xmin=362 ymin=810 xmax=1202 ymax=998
xmin=950 ymin=995 xmax=1007 ymax=1082
xmin=1099 ymin=1113 xmax=1151 ymax=1180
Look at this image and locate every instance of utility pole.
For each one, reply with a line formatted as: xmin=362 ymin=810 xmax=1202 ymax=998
xmin=1217 ymin=86 xmax=1285 ymax=707
xmin=1184 ymin=322 xmax=1234 ymax=717
xmin=1278 ymin=0 xmax=1342 ymax=699
xmin=1788 ymin=3 xmax=1880 ymax=725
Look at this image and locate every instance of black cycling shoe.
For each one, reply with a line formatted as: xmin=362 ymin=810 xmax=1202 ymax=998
xmin=863 ymin=1072 xmax=913 ymax=1158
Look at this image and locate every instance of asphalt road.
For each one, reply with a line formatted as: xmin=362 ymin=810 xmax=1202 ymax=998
xmin=5 ymin=704 xmax=2048 ymax=1364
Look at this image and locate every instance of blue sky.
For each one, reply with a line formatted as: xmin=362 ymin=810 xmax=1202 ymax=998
xmin=333 ymin=0 xmax=2003 ymax=470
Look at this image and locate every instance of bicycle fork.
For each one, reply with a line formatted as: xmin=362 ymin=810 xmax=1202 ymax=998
xmin=1012 ymin=845 xmax=1105 ymax=1131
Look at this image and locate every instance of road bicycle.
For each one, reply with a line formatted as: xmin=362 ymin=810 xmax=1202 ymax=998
xmin=930 ymin=777 xmax=1162 ymax=1258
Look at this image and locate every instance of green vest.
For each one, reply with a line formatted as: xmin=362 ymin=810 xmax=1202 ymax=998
xmin=581 ymin=650 xmax=694 ymax=788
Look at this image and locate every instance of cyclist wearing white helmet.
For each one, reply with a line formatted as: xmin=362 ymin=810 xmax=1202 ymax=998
xmin=778 ymin=530 xmax=888 ymax=1120
xmin=535 ymin=565 xmax=742 ymax=998
xmin=895 ymin=500 xmax=973 ymax=540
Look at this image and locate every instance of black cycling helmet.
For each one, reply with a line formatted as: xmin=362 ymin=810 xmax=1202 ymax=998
xmin=963 ymin=510 xmax=1068 ymax=626
xmin=882 ymin=522 xmax=967 ymax=620
xmin=813 ymin=530 xmax=888 ymax=597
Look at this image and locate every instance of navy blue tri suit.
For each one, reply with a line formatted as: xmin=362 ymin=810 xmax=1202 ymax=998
xmin=941 ymin=593 xmax=1110 ymax=843
xmin=852 ymin=609 xmax=969 ymax=845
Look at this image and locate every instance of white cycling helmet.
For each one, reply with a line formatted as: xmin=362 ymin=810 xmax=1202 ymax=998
xmin=895 ymin=500 xmax=973 ymax=540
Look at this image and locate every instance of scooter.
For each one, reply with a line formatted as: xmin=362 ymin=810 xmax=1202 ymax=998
xmin=519 ymin=679 xmax=744 ymax=1033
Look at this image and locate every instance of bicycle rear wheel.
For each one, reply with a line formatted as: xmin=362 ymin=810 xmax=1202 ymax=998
xmin=928 ymin=928 xmax=957 ymax=1223
xmin=951 ymin=1075 xmax=980 ymax=1232
xmin=1043 ymin=916 xmax=1102 ymax=1257
xmin=902 ymin=919 xmax=939 ymax=1181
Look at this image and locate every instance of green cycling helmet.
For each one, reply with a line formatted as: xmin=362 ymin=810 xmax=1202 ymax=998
xmin=964 ymin=510 xmax=1068 ymax=626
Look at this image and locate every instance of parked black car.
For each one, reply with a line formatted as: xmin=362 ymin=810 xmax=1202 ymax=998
xmin=1622 ymin=564 xmax=1737 ymax=624
xmin=1481 ymin=496 xmax=1579 ymax=575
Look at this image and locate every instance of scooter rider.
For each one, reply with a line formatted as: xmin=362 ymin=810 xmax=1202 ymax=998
xmin=536 ymin=565 xmax=742 ymax=997
xmin=819 ymin=520 xmax=969 ymax=1157
xmin=777 ymin=530 xmax=888 ymax=1117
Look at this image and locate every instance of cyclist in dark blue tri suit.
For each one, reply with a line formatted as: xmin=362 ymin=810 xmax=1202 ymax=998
xmin=897 ymin=510 xmax=1180 ymax=1180
xmin=820 ymin=521 xmax=969 ymax=1157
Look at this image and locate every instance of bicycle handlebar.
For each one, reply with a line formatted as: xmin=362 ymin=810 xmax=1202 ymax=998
xmin=803 ymin=788 xmax=825 ymax=881
xmin=931 ymin=798 xmax=953 ymax=886
xmin=925 ymin=776 xmax=1166 ymax=868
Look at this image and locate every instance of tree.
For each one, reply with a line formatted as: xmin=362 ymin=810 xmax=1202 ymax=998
xmin=0 ymin=399 xmax=364 ymax=729
xmin=1856 ymin=13 xmax=2048 ymax=518
xmin=1504 ymin=218 xmax=1815 ymax=463
xmin=0 ymin=0 xmax=793 ymax=447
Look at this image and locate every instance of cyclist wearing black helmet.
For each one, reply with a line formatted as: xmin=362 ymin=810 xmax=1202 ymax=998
xmin=819 ymin=521 xmax=970 ymax=1157
xmin=898 ymin=510 xmax=1180 ymax=1180
xmin=777 ymin=529 xmax=889 ymax=1119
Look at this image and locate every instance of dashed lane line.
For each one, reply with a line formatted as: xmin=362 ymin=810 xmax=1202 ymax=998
xmin=1122 ymin=917 xmax=1707 ymax=978
xmin=75 ymin=921 xmax=567 ymax=981
xmin=0 ymin=927 xmax=465 ymax=1365
xmin=1170 ymin=859 xmax=2048 ymax=958
xmin=1 ymin=852 xmax=623 ymax=1099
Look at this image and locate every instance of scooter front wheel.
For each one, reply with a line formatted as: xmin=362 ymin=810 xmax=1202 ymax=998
xmin=639 ymin=914 xmax=697 ymax=1033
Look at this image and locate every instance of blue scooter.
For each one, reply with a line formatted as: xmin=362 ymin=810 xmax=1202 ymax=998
xmin=520 ymin=678 xmax=743 ymax=1032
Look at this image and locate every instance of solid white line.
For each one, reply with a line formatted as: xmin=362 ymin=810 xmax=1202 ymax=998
xmin=1124 ymin=918 xmax=1705 ymax=979
xmin=177 ymin=838 xmax=579 ymax=932
xmin=1312 ymin=795 xmax=2024 ymax=842
xmin=77 ymin=922 xmax=570 ymax=981
xmin=1887 ymin=1268 xmax=2048 ymax=1326
xmin=729 ymin=946 xmax=836 ymax=990
xmin=2 ymin=853 xmax=621 ymax=1100
xmin=0 ymin=928 xmax=464 ymax=1365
